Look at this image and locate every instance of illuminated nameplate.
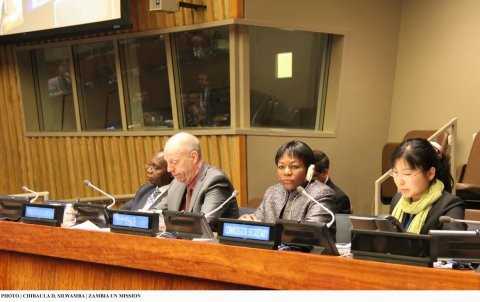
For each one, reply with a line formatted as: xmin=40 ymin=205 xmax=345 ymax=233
xmin=217 ymin=218 xmax=281 ymax=250
xmin=108 ymin=210 xmax=160 ymax=237
xmin=222 ymin=222 xmax=271 ymax=241
xmin=21 ymin=203 xmax=66 ymax=227
xmin=112 ymin=213 xmax=149 ymax=229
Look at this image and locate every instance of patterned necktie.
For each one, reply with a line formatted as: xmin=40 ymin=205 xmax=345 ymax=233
xmin=143 ymin=186 xmax=161 ymax=211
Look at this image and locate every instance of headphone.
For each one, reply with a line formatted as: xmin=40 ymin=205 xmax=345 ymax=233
xmin=306 ymin=164 xmax=315 ymax=182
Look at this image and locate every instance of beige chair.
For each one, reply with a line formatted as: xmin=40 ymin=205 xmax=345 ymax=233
xmin=456 ymin=132 xmax=480 ymax=209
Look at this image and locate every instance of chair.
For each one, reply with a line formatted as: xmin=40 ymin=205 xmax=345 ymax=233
xmin=238 ymin=207 xmax=256 ymax=217
xmin=380 ymin=143 xmax=399 ymax=204
xmin=465 ymin=209 xmax=480 ymax=230
xmin=335 ymin=213 xmax=352 ymax=243
xmin=456 ymin=132 xmax=480 ymax=209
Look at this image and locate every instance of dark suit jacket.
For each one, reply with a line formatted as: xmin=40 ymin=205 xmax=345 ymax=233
xmin=326 ymin=179 xmax=352 ymax=214
xmin=158 ymin=164 xmax=239 ymax=223
xmin=121 ymin=183 xmax=167 ymax=211
xmin=390 ymin=191 xmax=466 ymax=234
xmin=203 ymin=87 xmax=229 ymax=126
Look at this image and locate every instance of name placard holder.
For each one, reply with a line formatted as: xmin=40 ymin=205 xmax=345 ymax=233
xmin=108 ymin=209 xmax=160 ymax=237
xmin=217 ymin=218 xmax=281 ymax=250
xmin=21 ymin=203 xmax=66 ymax=227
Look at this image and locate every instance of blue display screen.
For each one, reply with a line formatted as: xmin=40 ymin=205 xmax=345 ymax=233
xmin=112 ymin=213 xmax=149 ymax=229
xmin=222 ymin=222 xmax=271 ymax=241
xmin=24 ymin=206 xmax=55 ymax=220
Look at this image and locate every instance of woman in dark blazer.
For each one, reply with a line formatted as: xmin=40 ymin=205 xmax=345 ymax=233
xmin=389 ymin=138 xmax=466 ymax=234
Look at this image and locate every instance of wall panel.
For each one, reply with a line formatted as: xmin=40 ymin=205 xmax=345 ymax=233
xmin=131 ymin=0 xmax=242 ymax=32
xmin=13 ymin=135 xmax=245 ymax=203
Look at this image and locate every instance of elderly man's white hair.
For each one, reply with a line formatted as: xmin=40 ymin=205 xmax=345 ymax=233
xmin=164 ymin=132 xmax=202 ymax=157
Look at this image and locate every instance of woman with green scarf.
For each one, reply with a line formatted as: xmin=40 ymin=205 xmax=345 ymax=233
xmin=389 ymin=138 xmax=466 ymax=234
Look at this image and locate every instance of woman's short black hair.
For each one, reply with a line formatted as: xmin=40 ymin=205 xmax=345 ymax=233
xmin=390 ymin=138 xmax=453 ymax=192
xmin=275 ymin=140 xmax=315 ymax=168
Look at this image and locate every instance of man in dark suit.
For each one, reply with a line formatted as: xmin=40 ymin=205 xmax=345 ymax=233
xmin=313 ymin=150 xmax=352 ymax=214
xmin=158 ymin=132 xmax=239 ymax=223
xmin=121 ymin=151 xmax=173 ymax=211
xmin=195 ymin=73 xmax=229 ymax=127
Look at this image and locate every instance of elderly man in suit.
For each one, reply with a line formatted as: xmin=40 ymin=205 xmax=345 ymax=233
xmin=159 ymin=132 xmax=239 ymax=223
xmin=121 ymin=151 xmax=173 ymax=211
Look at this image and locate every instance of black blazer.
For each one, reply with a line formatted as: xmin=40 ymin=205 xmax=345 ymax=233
xmin=121 ymin=183 xmax=165 ymax=211
xmin=390 ymin=191 xmax=466 ymax=234
xmin=326 ymin=179 xmax=352 ymax=214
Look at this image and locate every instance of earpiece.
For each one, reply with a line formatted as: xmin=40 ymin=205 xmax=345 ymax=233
xmin=306 ymin=164 xmax=315 ymax=182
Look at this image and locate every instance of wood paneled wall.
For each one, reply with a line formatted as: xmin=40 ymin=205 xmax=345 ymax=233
xmin=130 ymin=0 xmax=244 ymax=32
xmin=21 ymin=135 xmax=246 ymax=202
xmin=0 ymin=1 xmax=247 ymax=204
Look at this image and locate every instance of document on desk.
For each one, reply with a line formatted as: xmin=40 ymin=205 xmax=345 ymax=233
xmin=68 ymin=220 xmax=110 ymax=232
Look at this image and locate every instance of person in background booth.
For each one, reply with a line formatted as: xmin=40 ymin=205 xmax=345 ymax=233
xmin=389 ymin=138 xmax=466 ymax=234
xmin=121 ymin=151 xmax=173 ymax=211
xmin=313 ymin=150 xmax=352 ymax=214
xmin=240 ymin=140 xmax=336 ymax=224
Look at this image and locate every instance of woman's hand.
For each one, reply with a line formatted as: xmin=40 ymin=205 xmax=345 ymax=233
xmin=239 ymin=214 xmax=257 ymax=221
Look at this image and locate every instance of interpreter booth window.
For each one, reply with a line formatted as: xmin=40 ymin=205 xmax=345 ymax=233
xmin=73 ymin=41 xmax=121 ymax=131
xmin=119 ymin=35 xmax=173 ymax=130
xmin=16 ymin=47 xmax=76 ymax=132
xmin=249 ymin=26 xmax=332 ymax=130
xmin=172 ymin=26 xmax=230 ymax=128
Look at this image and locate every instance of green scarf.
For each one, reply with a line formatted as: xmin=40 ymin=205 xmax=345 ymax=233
xmin=392 ymin=179 xmax=444 ymax=234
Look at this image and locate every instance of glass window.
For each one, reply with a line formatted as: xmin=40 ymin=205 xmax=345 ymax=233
xmin=172 ymin=26 xmax=230 ymax=128
xmin=73 ymin=41 xmax=121 ymax=131
xmin=17 ymin=47 xmax=76 ymax=132
xmin=119 ymin=35 xmax=173 ymax=130
xmin=249 ymin=26 xmax=331 ymax=130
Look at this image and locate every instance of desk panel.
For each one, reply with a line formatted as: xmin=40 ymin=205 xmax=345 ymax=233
xmin=0 ymin=221 xmax=479 ymax=289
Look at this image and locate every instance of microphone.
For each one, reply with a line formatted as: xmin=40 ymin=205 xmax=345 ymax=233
xmin=296 ymin=186 xmax=335 ymax=228
xmin=83 ymin=180 xmax=116 ymax=209
xmin=439 ymin=215 xmax=480 ymax=225
xmin=22 ymin=186 xmax=39 ymax=203
xmin=204 ymin=190 xmax=237 ymax=218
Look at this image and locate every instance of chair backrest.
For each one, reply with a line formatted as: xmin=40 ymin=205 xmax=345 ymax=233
xmin=404 ymin=130 xmax=449 ymax=154
xmin=465 ymin=209 xmax=480 ymax=221
xmin=335 ymin=213 xmax=352 ymax=243
xmin=462 ymin=132 xmax=480 ymax=185
xmin=381 ymin=143 xmax=399 ymax=204
xmin=465 ymin=209 xmax=480 ymax=231
xmin=238 ymin=207 xmax=256 ymax=217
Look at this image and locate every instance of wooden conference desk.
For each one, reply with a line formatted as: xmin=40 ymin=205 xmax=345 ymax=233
xmin=0 ymin=221 xmax=479 ymax=290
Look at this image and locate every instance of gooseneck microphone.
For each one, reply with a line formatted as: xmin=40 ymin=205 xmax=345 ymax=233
xmin=296 ymin=186 xmax=335 ymax=228
xmin=204 ymin=190 xmax=237 ymax=218
xmin=83 ymin=180 xmax=116 ymax=209
xmin=439 ymin=215 xmax=480 ymax=225
xmin=22 ymin=186 xmax=39 ymax=203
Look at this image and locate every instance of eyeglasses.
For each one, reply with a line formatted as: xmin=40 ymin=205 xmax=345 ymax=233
xmin=145 ymin=163 xmax=163 ymax=171
xmin=277 ymin=164 xmax=303 ymax=172
xmin=389 ymin=170 xmax=421 ymax=180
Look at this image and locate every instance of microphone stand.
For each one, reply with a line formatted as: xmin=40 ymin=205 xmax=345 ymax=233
xmin=296 ymin=186 xmax=335 ymax=228
xmin=83 ymin=180 xmax=116 ymax=209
